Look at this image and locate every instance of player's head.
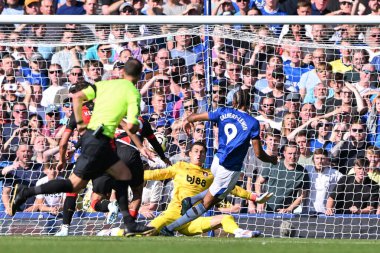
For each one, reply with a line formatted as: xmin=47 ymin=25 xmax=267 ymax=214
xmin=123 ymin=58 xmax=143 ymax=83
xmin=189 ymin=141 xmax=207 ymax=166
xmin=232 ymin=88 xmax=251 ymax=111
xmin=69 ymin=81 xmax=91 ymax=94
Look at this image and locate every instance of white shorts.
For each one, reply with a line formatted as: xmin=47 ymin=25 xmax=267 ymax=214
xmin=209 ymin=156 xmax=241 ymax=200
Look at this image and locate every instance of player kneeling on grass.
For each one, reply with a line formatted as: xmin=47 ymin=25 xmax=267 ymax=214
xmin=97 ymin=142 xmax=272 ymax=237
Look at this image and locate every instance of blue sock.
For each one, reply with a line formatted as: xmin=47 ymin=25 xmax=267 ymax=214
xmin=189 ymin=190 xmax=207 ymax=206
xmin=166 ymin=203 xmax=207 ymax=231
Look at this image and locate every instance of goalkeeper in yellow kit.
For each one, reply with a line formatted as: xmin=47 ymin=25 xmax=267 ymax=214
xmin=98 ymin=141 xmax=272 ymax=237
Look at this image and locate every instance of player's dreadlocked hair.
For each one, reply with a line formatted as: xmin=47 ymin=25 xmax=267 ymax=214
xmin=232 ymin=88 xmax=251 ymax=110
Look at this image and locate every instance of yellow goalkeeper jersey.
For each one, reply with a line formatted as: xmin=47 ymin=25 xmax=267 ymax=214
xmin=144 ymin=161 xmax=251 ymax=213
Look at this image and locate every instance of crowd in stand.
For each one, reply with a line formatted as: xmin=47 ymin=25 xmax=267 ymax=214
xmin=0 ymin=0 xmax=380 ymax=220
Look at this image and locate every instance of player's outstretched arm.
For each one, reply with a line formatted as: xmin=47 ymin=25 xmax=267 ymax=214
xmin=251 ymin=139 xmax=278 ymax=165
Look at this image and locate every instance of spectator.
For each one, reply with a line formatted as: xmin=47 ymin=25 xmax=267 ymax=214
xmin=190 ymin=121 xmax=205 ymax=142
xmin=280 ymin=112 xmax=298 ymax=144
xmin=190 ymin=74 xmax=207 ymax=113
xmin=211 ymin=58 xmax=227 ymax=85
xmin=20 ymin=52 xmax=49 ymax=91
xmin=244 ymin=128 xmax=280 ymax=213
xmin=41 ymin=104 xmax=63 ymax=138
xmin=329 ymin=122 xmax=349 ymax=146
xmin=368 ymin=0 xmax=380 ymax=15
xmin=51 ymin=28 xmax=83 ymax=74
xmin=28 ymin=84 xmax=45 ymax=120
xmin=344 ymin=49 xmax=369 ymax=83
xmin=260 ymin=0 xmax=287 ymax=36
xmin=225 ymin=61 xmax=242 ymax=91
xmin=165 ymin=119 xmax=182 ymax=157
xmin=2 ymin=102 xmax=28 ymax=154
xmin=347 ymin=146 xmax=380 ymax=184
xmin=146 ymin=91 xmax=175 ymax=127
xmin=304 ymin=149 xmax=342 ymax=214
xmin=24 ymin=0 xmax=41 ymax=15
xmin=170 ymin=28 xmax=197 ymax=66
xmin=326 ymin=158 xmax=379 ymax=215
xmin=326 ymin=73 xmax=344 ymax=109
xmin=365 ymin=95 xmax=380 ymax=148
xmin=276 ymin=93 xmax=301 ymax=119
xmin=256 ymin=96 xmax=281 ymax=130
xmin=313 ymin=83 xmax=329 ymax=115
xmin=329 ymin=40 xmax=353 ymax=74
xmin=163 ymin=0 xmax=185 ymax=15
xmin=266 ymin=67 xmax=289 ymax=109
xmin=83 ymin=0 xmax=98 ymax=15
xmin=66 ymin=66 xmax=85 ymax=86
xmin=56 ymin=0 xmax=85 ymax=15
xmin=169 ymin=133 xmax=190 ymax=164
xmin=1 ymin=143 xmax=44 ymax=215
xmin=40 ymin=0 xmax=55 ymax=15
xmin=331 ymin=121 xmax=368 ymax=174
xmin=177 ymin=98 xmax=198 ymax=121
xmin=211 ymin=84 xmax=227 ymax=110
xmin=294 ymin=130 xmax=314 ymax=167
xmin=255 ymin=143 xmax=310 ymax=213
xmin=283 ymin=45 xmax=313 ymax=92
xmin=302 ymin=63 xmax=333 ymax=104
xmin=40 ymin=64 xmax=68 ymax=107
xmin=227 ymin=66 xmax=259 ymax=106
xmin=311 ymin=0 xmax=331 ymax=15
xmin=1 ymin=0 xmax=24 ymax=15
xmin=32 ymin=163 xmax=64 ymax=215
xmin=352 ymin=63 xmax=378 ymax=95
xmin=83 ymin=60 xmax=104 ymax=84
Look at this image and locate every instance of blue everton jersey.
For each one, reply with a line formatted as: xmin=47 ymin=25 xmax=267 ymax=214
xmin=208 ymin=107 xmax=260 ymax=171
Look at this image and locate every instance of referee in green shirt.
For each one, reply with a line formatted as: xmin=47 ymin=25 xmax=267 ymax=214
xmin=10 ymin=59 xmax=154 ymax=236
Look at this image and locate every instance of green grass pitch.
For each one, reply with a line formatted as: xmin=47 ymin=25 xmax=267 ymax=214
xmin=1 ymin=237 xmax=380 ymax=253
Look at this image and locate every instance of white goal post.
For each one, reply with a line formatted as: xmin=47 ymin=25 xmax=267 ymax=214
xmin=0 ymin=15 xmax=380 ymax=239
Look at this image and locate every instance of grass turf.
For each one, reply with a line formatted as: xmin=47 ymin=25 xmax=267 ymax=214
xmin=1 ymin=236 xmax=380 ymax=253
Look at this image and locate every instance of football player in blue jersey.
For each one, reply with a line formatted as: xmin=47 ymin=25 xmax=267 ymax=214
xmin=160 ymin=88 xmax=278 ymax=236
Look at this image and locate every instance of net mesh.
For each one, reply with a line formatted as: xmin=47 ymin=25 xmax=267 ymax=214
xmin=1 ymin=23 xmax=380 ymax=238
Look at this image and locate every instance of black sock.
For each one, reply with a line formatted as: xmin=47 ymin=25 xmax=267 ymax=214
xmin=63 ymin=195 xmax=77 ymax=225
xmin=94 ymin=199 xmax=111 ymax=212
xmin=26 ymin=179 xmax=74 ymax=198
xmin=114 ymin=180 xmax=135 ymax=229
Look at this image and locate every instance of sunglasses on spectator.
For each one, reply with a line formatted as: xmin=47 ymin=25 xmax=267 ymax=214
xmin=122 ymin=7 xmax=134 ymax=13
xmin=212 ymin=89 xmax=222 ymax=94
xmin=340 ymin=1 xmax=353 ymax=5
xmin=184 ymin=105 xmax=196 ymax=110
xmin=195 ymin=128 xmax=204 ymax=133
xmin=70 ymin=72 xmax=83 ymax=76
xmin=236 ymin=0 xmax=249 ymax=2
xmin=317 ymin=122 xmax=332 ymax=128
xmin=370 ymin=33 xmax=380 ymax=38
xmin=63 ymin=102 xmax=72 ymax=108
xmin=262 ymin=103 xmax=275 ymax=108
xmin=351 ymin=128 xmax=364 ymax=133
xmin=228 ymin=68 xmax=241 ymax=72
xmin=179 ymin=141 xmax=187 ymax=146
xmin=49 ymin=70 xmax=62 ymax=74
xmin=362 ymin=69 xmax=376 ymax=74
xmin=213 ymin=62 xmax=225 ymax=67
xmin=47 ymin=112 xmax=60 ymax=117
xmin=157 ymin=79 xmax=170 ymax=85
xmin=99 ymin=48 xmax=112 ymax=53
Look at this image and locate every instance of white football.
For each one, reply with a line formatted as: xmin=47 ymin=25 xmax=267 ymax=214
xmin=148 ymin=132 xmax=167 ymax=152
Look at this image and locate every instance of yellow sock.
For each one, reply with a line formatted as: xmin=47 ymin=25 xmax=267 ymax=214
xmin=221 ymin=215 xmax=239 ymax=234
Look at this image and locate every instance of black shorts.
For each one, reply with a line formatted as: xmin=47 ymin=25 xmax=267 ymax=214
xmin=73 ymin=130 xmax=119 ymax=181
xmin=92 ymin=173 xmax=114 ymax=196
xmin=116 ymin=141 xmax=144 ymax=187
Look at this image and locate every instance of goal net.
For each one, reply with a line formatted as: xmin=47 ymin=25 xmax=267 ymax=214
xmin=0 ymin=17 xmax=380 ymax=239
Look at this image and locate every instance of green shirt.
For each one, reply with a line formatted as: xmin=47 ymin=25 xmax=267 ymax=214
xmin=82 ymin=79 xmax=141 ymax=138
xmin=261 ymin=160 xmax=310 ymax=212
